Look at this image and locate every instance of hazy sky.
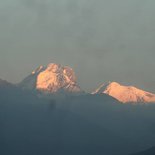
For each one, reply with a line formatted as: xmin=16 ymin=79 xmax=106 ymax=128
xmin=0 ymin=0 xmax=155 ymax=92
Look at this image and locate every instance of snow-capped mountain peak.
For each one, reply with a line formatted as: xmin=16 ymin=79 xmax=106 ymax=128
xmin=93 ymin=82 xmax=155 ymax=103
xmin=32 ymin=65 xmax=44 ymax=75
xmin=19 ymin=63 xmax=82 ymax=94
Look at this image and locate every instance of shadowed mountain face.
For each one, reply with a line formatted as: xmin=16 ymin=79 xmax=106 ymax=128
xmin=130 ymin=146 xmax=155 ymax=155
xmin=1 ymin=83 xmax=155 ymax=155
xmin=0 ymin=79 xmax=13 ymax=88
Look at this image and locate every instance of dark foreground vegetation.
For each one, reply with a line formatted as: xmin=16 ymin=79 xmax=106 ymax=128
xmin=0 ymin=84 xmax=155 ymax=155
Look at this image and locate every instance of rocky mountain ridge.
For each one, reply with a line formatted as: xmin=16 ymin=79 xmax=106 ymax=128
xmin=93 ymin=82 xmax=155 ymax=103
xmin=1 ymin=63 xmax=155 ymax=103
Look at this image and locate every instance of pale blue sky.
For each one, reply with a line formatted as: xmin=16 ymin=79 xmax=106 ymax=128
xmin=0 ymin=0 xmax=155 ymax=92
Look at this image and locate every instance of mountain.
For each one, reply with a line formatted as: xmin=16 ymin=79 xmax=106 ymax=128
xmin=2 ymin=76 xmax=155 ymax=154
xmin=0 ymin=79 xmax=18 ymax=94
xmin=19 ymin=63 xmax=82 ymax=94
xmin=130 ymin=146 xmax=155 ymax=155
xmin=1 ymin=91 xmax=155 ymax=155
xmin=92 ymin=82 xmax=155 ymax=103
xmin=0 ymin=79 xmax=13 ymax=88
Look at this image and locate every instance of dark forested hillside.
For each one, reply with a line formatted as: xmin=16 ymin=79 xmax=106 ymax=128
xmin=1 ymin=85 xmax=155 ymax=155
xmin=130 ymin=146 xmax=155 ymax=155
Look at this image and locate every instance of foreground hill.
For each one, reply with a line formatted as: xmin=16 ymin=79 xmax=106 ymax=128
xmin=1 ymin=84 xmax=155 ymax=155
xmin=130 ymin=146 xmax=155 ymax=155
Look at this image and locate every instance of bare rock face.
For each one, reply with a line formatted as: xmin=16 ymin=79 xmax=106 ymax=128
xmin=93 ymin=82 xmax=155 ymax=103
xmin=19 ymin=63 xmax=82 ymax=94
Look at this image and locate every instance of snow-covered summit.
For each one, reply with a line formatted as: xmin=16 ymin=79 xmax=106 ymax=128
xmin=19 ymin=63 xmax=82 ymax=94
xmin=93 ymin=82 xmax=155 ymax=103
xmin=31 ymin=65 xmax=44 ymax=75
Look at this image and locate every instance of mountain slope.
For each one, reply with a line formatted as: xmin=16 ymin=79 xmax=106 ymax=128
xmin=1 ymin=80 xmax=155 ymax=155
xmin=131 ymin=146 xmax=155 ymax=155
xmin=1 ymin=91 xmax=155 ymax=155
xmin=93 ymin=82 xmax=155 ymax=103
xmin=19 ymin=63 xmax=82 ymax=94
xmin=0 ymin=79 xmax=13 ymax=88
